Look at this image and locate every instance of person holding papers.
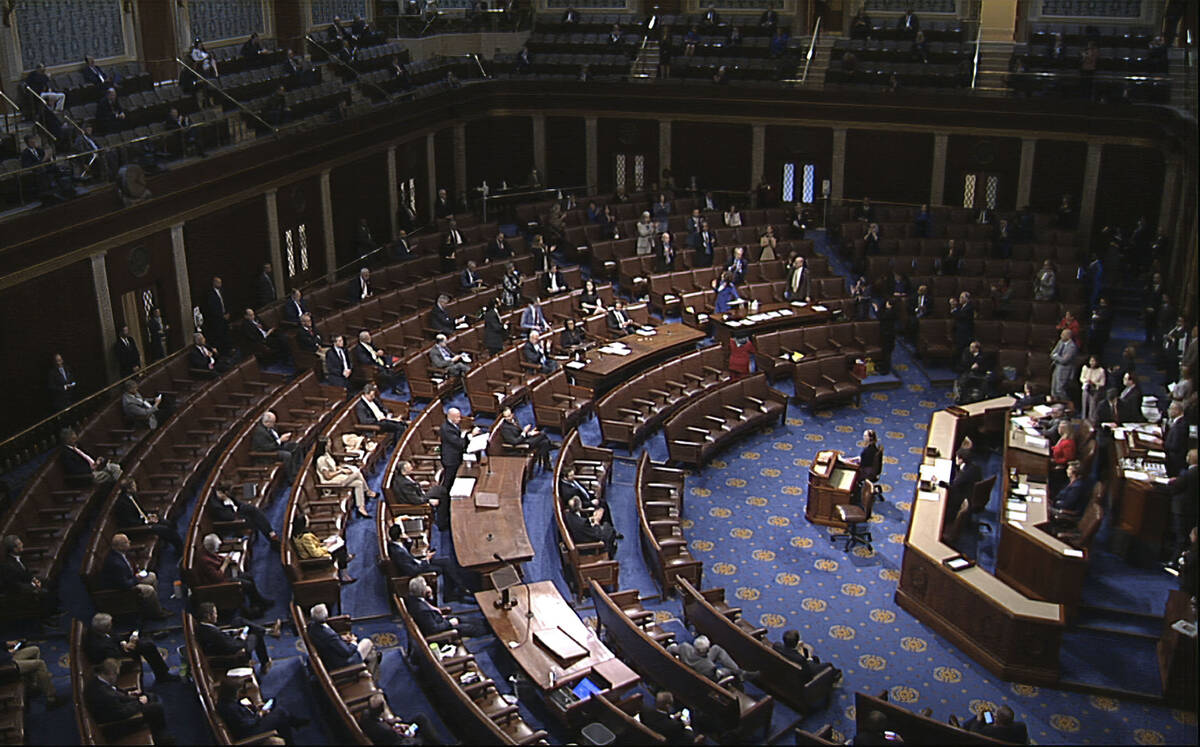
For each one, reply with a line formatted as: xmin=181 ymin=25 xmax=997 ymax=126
xmin=439 ymin=407 xmax=480 ymax=489
xmin=606 ymin=298 xmax=638 ymax=336
xmin=291 ymin=513 xmax=355 ymax=584
xmin=714 ymin=271 xmax=743 ymax=314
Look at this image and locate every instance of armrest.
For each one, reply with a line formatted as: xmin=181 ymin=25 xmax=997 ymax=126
xmin=328 ymin=663 xmax=368 ymax=681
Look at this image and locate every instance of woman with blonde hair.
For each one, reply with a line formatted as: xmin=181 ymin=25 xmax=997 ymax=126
xmin=315 ymin=436 xmax=376 ymax=518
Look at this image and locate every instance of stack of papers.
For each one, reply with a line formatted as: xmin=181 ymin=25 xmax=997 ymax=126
xmin=565 ymin=360 xmax=586 ymax=370
xmin=791 ymin=301 xmax=809 ymax=307
xmin=635 ymin=328 xmax=656 ymax=337
xmin=811 ymin=305 xmax=828 ymax=312
xmin=1123 ymin=469 xmax=1150 ymax=481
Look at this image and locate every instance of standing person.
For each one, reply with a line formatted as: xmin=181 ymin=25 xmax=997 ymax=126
xmin=1050 ymin=328 xmax=1078 ymax=402
xmin=876 ymin=298 xmax=897 ymax=375
xmin=636 ymin=211 xmax=655 ymax=256
xmin=147 ymin=307 xmax=169 ymax=360
xmin=1079 ymin=355 xmax=1106 ymax=422
xmin=439 ymin=408 xmax=480 ymax=489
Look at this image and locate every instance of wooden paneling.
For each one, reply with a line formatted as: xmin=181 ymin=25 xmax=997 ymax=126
xmin=1029 ymin=139 xmax=1087 ymax=213
xmin=275 ymin=175 xmax=326 ymax=287
xmin=434 ymin=128 xmax=456 ymax=198
xmin=136 ymin=0 xmax=178 ymax=82
xmin=764 ymin=125 xmax=833 ymax=206
xmin=105 ymin=230 xmax=182 ymax=351
xmin=944 ymin=135 xmax=1022 ymax=210
xmin=671 ymin=122 xmax=753 ymax=194
xmin=330 ymin=154 xmax=390 ymax=269
xmin=0 ymin=260 xmax=104 ymax=434
xmin=1095 ymin=144 xmax=1165 ymax=235
xmin=184 ymin=197 xmax=270 ymax=317
xmin=844 ymin=130 xmax=935 ymax=205
xmin=597 ymin=118 xmax=658 ymax=194
xmin=547 ymin=116 xmax=586 ymax=190
xmin=273 ymin=0 xmax=306 ymax=53
xmin=465 ymin=116 xmax=534 ymax=190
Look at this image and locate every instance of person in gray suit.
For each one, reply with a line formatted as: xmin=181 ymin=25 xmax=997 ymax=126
xmin=250 ymin=410 xmax=302 ymax=482
xmin=120 ymin=380 xmax=161 ymax=429
xmin=429 ymin=334 xmax=470 ymax=378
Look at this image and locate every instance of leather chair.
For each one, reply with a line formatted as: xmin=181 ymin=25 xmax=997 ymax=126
xmin=832 ymin=481 xmax=877 ymax=552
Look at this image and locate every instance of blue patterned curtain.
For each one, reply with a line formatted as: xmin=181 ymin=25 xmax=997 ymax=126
xmin=311 ymin=0 xmax=368 ymax=25
xmin=546 ymin=0 xmax=628 ymax=7
xmin=1041 ymin=0 xmax=1142 ymax=17
xmin=863 ymin=0 xmax=957 ymax=12
xmin=189 ymin=0 xmax=266 ymax=42
xmin=17 ymin=0 xmax=126 ymax=70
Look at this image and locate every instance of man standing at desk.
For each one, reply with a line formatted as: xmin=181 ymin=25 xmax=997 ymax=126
xmin=439 ymin=407 xmax=480 ymax=489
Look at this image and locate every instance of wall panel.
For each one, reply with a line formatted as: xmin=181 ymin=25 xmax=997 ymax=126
xmin=184 ymin=196 xmax=269 ymax=318
xmin=1095 ymin=144 xmax=1165 ymax=237
xmin=844 ymin=130 xmax=935 ymax=205
xmin=275 ymin=175 xmax=327 ymax=286
xmin=330 ymin=153 xmax=390 ymax=268
xmin=546 ymin=116 xmax=586 ymax=190
xmin=105 ymin=229 xmax=182 ymax=353
xmin=765 ymin=125 xmax=833 ymax=207
xmin=944 ymin=135 xmax=1021 ymax=210
xmin=597 ymin=118 xmax=658 ymax=194
xmin=1029 ymin=139 xmax=1087 ymax=213
xmin=465 ymin=116 xmax=534 ymax=190
xmin=671 ymin=121 xmax=753 ymax=194
xmin=434 ymin=128 xmax=456 ymax=201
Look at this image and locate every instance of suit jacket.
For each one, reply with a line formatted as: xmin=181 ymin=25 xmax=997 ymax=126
xmin=324 ymin=346 xmax=353 ymax=383
xmin=388 ymin=540 xmax=430 ymax=577
xmin=434 ymin=197 xmax=453 ymax=218
xmin=461 ymin=268 xmax=482 ymax=289
xmin=83 ymin=64 xmax=111 ymax=87
xmin=523 ymin=342 xmax=553 ymax=372
xmin=196 ymin=548 xmax=226 ymax=586
xmin=296 ymin=325 xmax=323 ymax=353
xmin=391 ymin=473 xmax=427 ymax=504
xmin=565 ymin=509 xmax=604 ymax=545
xmin=544 ymin=271 xmax=568 ymax=295
xmin=785 ymin=267 xmax=811 ymax=300
xmin=0 ymin=555 xmax=37 ymax=593
xmin=255 ymin=272 xmax=276 ymax=308
xmin=1052 ymin=478 xmax=1089 ymax=514
xmin=440 ymin=420 xmax=466 ymax=468
xmin=429 ymin=344 xmax=460 ymax=371
xmin=430 ymin=305 xmax=456 ymax=335
xmin=640 ymin=706 xmax=692 ymax=743
xmin=197 ymin=621 xmax=244 ymax=657
xmin=656 ymin=242 xmax=676 ymax=273
xmin=114 ymin=336 xmax=141 ymax=374
xmin=689 ymin=230 xmax=716 ymax=257
xmin=498 ymin=419 xmax=528 ymax=447
xmin=100 ymin=550 xmax=139 ymax=590
xmin=405 ymin=594 xmax=451 ymax=636
xmin=208 ymin=495 xmax=246 ymax=524
xmin=606 ymin=308 xmax=634 ymax=335
xmin=520 ymin=305 xmax=548 ymax=331
xmin=203 ymin=288 xmax=228 ymax=327
xmin=218 ymin=697 xmax=268 ymax=739
xmin=114 ymin=490 xmax=149 ymax=528
xmin=1117 ymin=385 xmax=1143 ymax=422
xmin=947 ymin=462 xmax=982 ymax=520
xmin=189 ymin=344 xmax=217 ymax=370
xmin=48 ymin=365 xmax=76 ymax=396
xmin=558 ymin=476 xmax=595 ymax=505
xmin=352 ymin=342 xmax=388 ymax=369
xmin=282 ymin=297 xmax=308 ymax=325
xmin=483 ymin=308 xmax=507 ymax=351
xmin=307 ymin=620 xmax=361 ymax=669
xmin=346 ymin=276 xmax=371 ymax=304
xmin=84 ymin=677 xmax=143 ymax=723
xmin=241 ymin=318 xmax=269 ymax=348
xmin=1164 ymin=417 xmax=1188 ymax=476
xmin=83 ymin=628 xmax=127 ymax=664
xmin=61 ymin=444 xmax=95 ymax=476
xmin=356 ymin=398 xmax=393 ymax=426
xmin=250 ymin=422 xmax=284 ymax=455
xmin=121 ymin=392 xmax=157 ymax=423
xmin=486 ymin=239 xmax=511 ymax=261
xmin=95 ymin=97 xmax=126 ymax=133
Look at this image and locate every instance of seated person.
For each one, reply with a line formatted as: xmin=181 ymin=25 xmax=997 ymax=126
xmin=61 ymin=427 xmax=123 ymax=485
xmin=486 ymin=232 xmax=512 ymax=262
xmin=356 ymin=383 xmax=408 ymax=434
xmin=430 ymin=294 xmax=462 ymax=336
xmin=523 ymin=330 xmax=558 ymax=374
xmin=544 ymin=266 xmax=569 ymax=295
xmin=559 ymin=318 xmax=587 ymax=354
xmin=386 ymin=524 xmax=474 ymax=603
xmin=196 ymin=533 xmax=274 ymax=619
xmin=772 ymin=629 xmax=842 ymax=685
xmin=579 ymin=278 xmax=605 ymax=315
xmin=295 ymin=313 xmax=325 ymax=353
xmin=1 ymin=638 xmax=61 ymax=708
xmin=520 ymin=297 xmax=552 ymax=335
xmin=194 ymin=601 xmax=278 ymax=674
xmin=306 ymin=602 xmax=381 ymax=678
xmin=606 ymin=298 xmax=638 ymax=336
xmin=84 ymin=612 xmax=177 ymax=683
xmin=429 ymin=335 xmax=470 ymax=378
xmin=850 ymin=430 xmax=883 ymax=483
xmin=323 ymin=335 xmax=354 ymax=388
xmin=216 ymin=675 xmax=307 ymax=743
xmin=563 ymin=495 xmax=617 ymax=556
xmin=559 ymin=465 xmax=611 ymax=523
xmin=113 ymin=477 xmax=183 ymax=555
xmin=963 ymin=704 xmax=1028 ymax=744
xmin=1013 ymin=381 xmax=1048 ymax=410
xmin=669 ymin=634 xmax=756 ymax=683
xmin=1050 ymin=462 xmax=1090 ymax=518
xmin=84 ymin=658 xmax=171 ymax=744
xmin=291 ymin=513 xmax=356 ymax=585
xmin=404 ymin=576 xmax=489 ymax=638
xmin=713 ymin=272 xmax=742 ymax=314
xmin=359 ymin=692 xmax=444 ymax=746
xmin=639 ymin=691 xmax=694 ymax=743
xmin=315 ymin=435 xmax=375 ymax=519
xmin=390 ymin=459 xmax=438 ymax=507
xmin=498 ymin=405 xmax=553 ymax=470
xmin=209 ymin=483 xmax=280 ymax=546
xmin=853 ymin=711 xmax=897 ymax=746
xmin=1052 ymin=421 xmax=1077 ymax=465
xmin=352 ymin=331 xmax=402 ymax=393
xmin=1 ymin=535 xmax=57 ymax=617
xmin=460 ymin=260 xmax=484 ymax=290
xmin=100 ymin=533 xmax=169 ymax=620
xmin=121 ymin=380 xmax=162 ymax=430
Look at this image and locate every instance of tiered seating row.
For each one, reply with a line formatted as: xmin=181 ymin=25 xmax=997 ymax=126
xmin=635 ymin=452 xmax=703 ymax=597
xmin=754 ymin=321 xmax=883 ymax=383
xmin=663 ymin=373 xmax=788 ymax=467
xmin=552 ymin=430 xmax=617 ymax=600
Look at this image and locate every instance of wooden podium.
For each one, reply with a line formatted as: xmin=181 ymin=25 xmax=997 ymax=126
xmin=806 ymin=449 xmax=862 ymax=527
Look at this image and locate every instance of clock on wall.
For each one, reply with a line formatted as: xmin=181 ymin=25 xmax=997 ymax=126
xmin=128 ymin=246 xmax=150 ymax=278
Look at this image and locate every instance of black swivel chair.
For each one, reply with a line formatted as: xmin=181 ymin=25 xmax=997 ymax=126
xmin=832 ymin=480 xmax=877 ymax=552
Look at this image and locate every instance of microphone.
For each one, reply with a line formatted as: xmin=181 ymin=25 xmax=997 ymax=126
xmin=493 ymin=552 xmax=504 ymax=563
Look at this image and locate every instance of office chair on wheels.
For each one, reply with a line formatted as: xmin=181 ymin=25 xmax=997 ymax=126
xmin=831 ymin=480 xmax=877 ymax=552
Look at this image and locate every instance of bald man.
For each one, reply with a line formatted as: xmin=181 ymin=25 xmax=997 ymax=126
xmin=439 ymin=408 xmax=481 ymax=489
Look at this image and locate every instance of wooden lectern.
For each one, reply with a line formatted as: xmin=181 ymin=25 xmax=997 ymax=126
xmin=806 ymin=449 xmax=862 ymax=527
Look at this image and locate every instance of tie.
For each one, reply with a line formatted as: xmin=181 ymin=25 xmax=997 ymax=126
xmin=269 ymin=428 xmax=280 ymax=445
xmin=792 ymin=271 xmax=800 ymax=292
xmin=122 ymin=553 xmax=135 ymax=574
xmin=216 ymin=289 xmax=224 ymax=313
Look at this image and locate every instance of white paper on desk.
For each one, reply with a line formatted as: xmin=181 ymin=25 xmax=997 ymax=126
xmin=663 ymin=294 xmax=677 ymax=301
xmin=1123 ymin=470 xmax=1150 ymax=481
xmin=1006 ymin=500 xmax=1027 ymax=511
xmin=566 ymin=360 xmax=586 ymax=370
xmin=1013 ymin=483 xmax=1030 ymax=495
xmin=919 ymin=464 xmax=939 ymax=482
xmin=1153 ymin=475 xmax=1171 ymax=485
xmin=697 ymin=313 xmax=709 ymax=321
xmin=466 ymin=433 xmax=489 ymax=454
xmin=1028 ymin=485 xmax=1046 ymax=499
xmin=725 ymin=319 xmax=743 ymax=327
xmin=1032 ymin=404 xmax=1054 ymax=416
xmin=1111 ymin=427 xmax=1127 ymax=439
xmin=811 ymin=305 xmax=828 ymax=312
xmin=1062 ymin=548 xmax=1084 ymax=558
xmin=610 ymin=347 xmax=633 ymax=356
xmin=450 ymin=476 xmax=476 ymax=499
xmin=1013 ymin=416 xmax=1036 ymax=429
xmin=791 ymin=301 xmax=809 ymax=307
xmin=1008 ymin=520 xmax=1024 ymax=529
xmin=634 ymin=276 xmax=646 ymax=284
xmin=1028 ymin=494 xmax=1043 ymax=503
xmin=455 ymin=322 xmax=469 ymax=330
xmin=1147 ymin=450 xmax=1166 ymax=459
xmin=1026 ymin=435 xmax=1049 ymax=449
xmin=779 ymin=308 xmax=794 ymax=316
xmin=917 ymin=492 xmax=940 ymax=502
xmin=635 ymin=328 xmax=656 ymax=336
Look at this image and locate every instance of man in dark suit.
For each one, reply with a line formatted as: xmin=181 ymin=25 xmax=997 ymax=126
xmin=113 ymin=326 xmax=142 ymax=377
xmin=239 ymin=308 xmax=284 ymax=362
xmin=346 ymin=267 xmax=373 ymax=305
xmin=943 ymin=448 xmax=981 ymax=522
xmin=1163 ymin=402 xmax=1188 ymax=478
xmin=482 ymin=301 xmax=508 ymax=355
xmin=433 ymin=188 xmax=453 ymax=218
xmin=84 ymin=658 xmax=171 ymax=743
xmin=282 ymin=288 xmax=308 ymax=325
xmin=356 ymin=383 xmax=407 ymax=433
xmin=1166 ymin=449 xmax=1198 ymax=564
xmin=216 ymin=677 xmax=306 ymax=743
xmin=324 ymin=335 xmax=354 ymax=389
xmin=84 ymin=611 xmax=177 ymax=683
xmin=390 ymin=229 xmax=413 ymax=262
xmin=113 ymin=478 xmax=183 ymax=555
xmin=606 ymin=298 xmax=638 ymax=336
xmin=559 ymin=465 xmax=613 ymax=528
xmin=430 ymin=294 xmax=459 ymax=336
xmin=358 ymin=692 xmax=442 ymax=745
xmin=306 ymin=602 xmax=380 ymax=677
xmin=295 ymin=313 xmax=324 ymax=353
xmin=523 ymin=331 xmax=558 ymax=375
xmin=254 ymin=263 xmax=276 ymax=308
xmin=1 ymin=535 xmax=55 ymax=617
xmin=461 ymin=260 xmax=484 ymax=290
xmin=202 ymin=276 xmax=231 ymax=352
xmin=564 ymin=495 xmax=617 ymax=556
xmin=251 ymin=410 xmax=302 ymax=482
xmin=439 ymin=407 xmax=479 ymax=489
xmin=783 ymin=256 xmax=812 ymax=302
xmin=208 ymin=484 xmax=279 ymax=545
xmin=188 ymin=332 xmax=224 ymax=376
xmin=429 ymin=335 xmax=470 ymax=378
xmin=1117 ymin=372 xmax=1144 ymax=423
xmin=964 ymin=705 xmax=1028 ymax=744
xmin=95 ymin=87 xmax=127 ymax=134
xmin=195 ymin=601 xmax=275 ymax=673
xmin=498 ymin=405 xmax=553 ymax=470
xmin=82 ymin=55 xmax=116 ymax=89
xmin=47 ymin=352 xmax=78 ymax=411
xmin=352 ymin=331 xmax=402 ymax=393
xmin=354 ymin=217 xmax=379 ymax=259
xmin=689 ymin=220 xmax=716 ymax=267
xmin=486 ymin=232 xmax=512 ymax=263
xmin=773 ymin=629 xmax=841 ymax=685
xmin=390 ymin=459 xmax=437 ymax=506
xmin=387 ymin=525 xmax=473 ymax=603
xmin=640 ymin=692 xmax=694 ymax=743
xmin=403 ymin=575 xmax=488 ymax=637
xmin=100 ymin=533 xmax=169 ymax=619
xmin=949 ymin=291 xmax=975 ymax=362
xmin=61 ymin=427 xmax=122 ymax=485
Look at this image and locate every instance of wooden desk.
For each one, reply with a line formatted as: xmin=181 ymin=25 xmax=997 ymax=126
xmin=476 ymin=581 xmax=639 ymax=726
xmin=569 ymin=324 xmax=706 ymax=395
xmin=709 ymin=301 xmax=833 ymax=346
xmin=1108 ymin=425 xmax=1179 ymax=555
xmin=897 ymin=397 xmax=1067 ymax=685
xmin=450 ymin=457 xmax=534 ymax=571
xmin=995 ymin=417 xmax=1089 ymax=612
xmin=805 ymin=449 xmax=861 ymax=528
xmin=1005 ymin=419 xmax=1051 ymax=478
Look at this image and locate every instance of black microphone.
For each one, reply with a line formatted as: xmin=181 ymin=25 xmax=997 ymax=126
xmin=493 ymin=552 xmax=504 ymax=563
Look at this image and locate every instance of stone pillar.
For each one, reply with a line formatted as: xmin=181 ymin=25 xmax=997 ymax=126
xmin=453 ymin=123 xmax=467 ymax=201
xmin=930 ymin=133 xmax=949 ymax=206
xmin=319 ymin=169 xmax=337 ymax=281
xmin=426 ymin=132 xmax=437 ymax=222
xmin=264 ymin=189 xmax=286 ymax=295
xmin=751 ymin=124 xmax=766 ymax=195
xmin=386 ymin=145 xmax=399 ymax=241
xmin=585 ymin=117 xmax=598 ymax=192
xmin=658 ymin=119 xmax=672 ymax=186
xmin=1016 ymin=137 xmax=1037 ymax=210
xmin=91 ymin=252 xmax=118 ymax=381
xmin=830 ymin=127 xmax=847 ymax=202
xmin=1076 ymin=141 xmax=1103 ymax=249
xmin=1157 ymin=156 xmax=1180 ymax=236
xmin=170 ymin=223 xmax=194 ymax=339
xmin=532 ymin=114 xmax=547 ymax=185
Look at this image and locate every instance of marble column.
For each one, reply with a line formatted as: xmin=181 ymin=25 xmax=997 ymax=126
xmin=1076 ymin=141 xmax=1103 ymax=248
xmin=264 ymin=189 xmax=286 ymax=295
xmin=751 ymin=124 xmax=766 ymax=195
xmin=426 ymin=132 xmax=437 ymax=222
xmin=170 ymin=223 xmax=194 ymax=338
xmin=1016 ymin=138 xmax=1037 ymax=210
xmin=387 ymin=146 xmax=399 ymax=241
xmin=532 ymin=114 xmax=547 ymax=185
xmin=585 ymin=117 xmax=598 ymax=191
xmin=930 ymin=133 xmax=949 ymax=206
xmin=91 ymin=252 xmax=118 ymax=381
xmin=319 ymin=169 xmax=337 ymax=281
xmin=830 ymin=127 xmax=847 ymax=202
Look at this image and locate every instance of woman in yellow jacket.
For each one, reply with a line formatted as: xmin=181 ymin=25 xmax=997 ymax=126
xmin=291 ymin=513 xmax=355 ymax=584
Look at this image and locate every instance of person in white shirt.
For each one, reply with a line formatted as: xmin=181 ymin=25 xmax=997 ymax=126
xmin=315 ymin=436 xmax=375 ymax=518
xmin=1078 ymin=355 xmax=1106 ymax=422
